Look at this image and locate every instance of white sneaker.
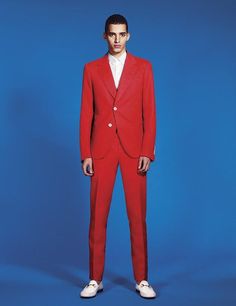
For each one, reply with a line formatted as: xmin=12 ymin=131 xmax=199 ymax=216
xmin=135 ymin=280 xmax=157 ymax=298
xmin=80 ymin=280 xmax=103 ymax=298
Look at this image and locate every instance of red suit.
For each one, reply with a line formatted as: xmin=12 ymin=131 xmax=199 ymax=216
xmin=79 ymin=50 xmax=156 ymax=283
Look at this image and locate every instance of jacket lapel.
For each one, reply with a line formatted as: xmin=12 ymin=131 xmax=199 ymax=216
xmin=98 ymin=50 xmax=138 ymax=103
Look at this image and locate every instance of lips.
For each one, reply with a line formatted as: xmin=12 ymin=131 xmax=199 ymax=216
xmin=114 ymin=45 xmax=121 ymax=48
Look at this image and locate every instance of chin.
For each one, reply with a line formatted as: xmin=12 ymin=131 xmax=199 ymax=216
xmin=113 ymin=48 xmax=123 ymax=52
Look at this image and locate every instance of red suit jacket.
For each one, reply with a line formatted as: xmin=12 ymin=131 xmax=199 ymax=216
xmin=79 ymin=50 xmax=156 ymax=163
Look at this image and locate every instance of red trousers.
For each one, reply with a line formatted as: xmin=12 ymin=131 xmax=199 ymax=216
xmin=89 ymin=131 xmax=148 ymax=284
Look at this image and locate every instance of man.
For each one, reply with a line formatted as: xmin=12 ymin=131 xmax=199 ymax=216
xmin=79 ymin=14 xmax=157 ymax=299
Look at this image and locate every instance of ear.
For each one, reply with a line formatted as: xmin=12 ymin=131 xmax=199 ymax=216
xmin=126 ymin=33 xmax=130 ymax=41
xmin=103 ymin=32 xmax=107 ymax=40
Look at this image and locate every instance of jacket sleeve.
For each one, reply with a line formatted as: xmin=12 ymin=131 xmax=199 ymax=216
xmin=79 ymin=63 xmax=94 ymax=162
xmin=140 ymin=61 xmax=157 ymax=162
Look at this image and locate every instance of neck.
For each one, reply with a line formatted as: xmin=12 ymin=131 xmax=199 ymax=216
xmin=109 ymin=48 xmax=126 ymax=58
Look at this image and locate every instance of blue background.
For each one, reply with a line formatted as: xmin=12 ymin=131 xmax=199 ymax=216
xmin=1 ymin=0 xmax=236 ymax=305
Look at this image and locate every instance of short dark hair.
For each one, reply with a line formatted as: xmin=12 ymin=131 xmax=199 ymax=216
xmin=105 ymin=14 xmax=128 ymax=33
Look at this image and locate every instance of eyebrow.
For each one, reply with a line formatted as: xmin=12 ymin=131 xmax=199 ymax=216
xmin=108 ymin=31 xmax=127 ymax=34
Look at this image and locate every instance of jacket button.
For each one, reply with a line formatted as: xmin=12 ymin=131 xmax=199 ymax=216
xmin=113 ymin=106 xmax=117 ymax=111
xmin=108 ymin=123 xmax=112 ymax=127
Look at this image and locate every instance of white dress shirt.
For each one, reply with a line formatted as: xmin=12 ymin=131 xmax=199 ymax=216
xmin=108 ymin=50 xmax=127 ymax=89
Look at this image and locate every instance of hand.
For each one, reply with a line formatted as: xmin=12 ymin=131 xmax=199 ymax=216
xmin=138 ymin=156 xmax=151 ymax=173
xmin=82 ymin=158 xmax=94 ymax=176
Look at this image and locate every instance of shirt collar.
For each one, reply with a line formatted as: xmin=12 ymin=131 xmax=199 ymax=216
xmin=108 ymin=50 xmax=127 ymax=65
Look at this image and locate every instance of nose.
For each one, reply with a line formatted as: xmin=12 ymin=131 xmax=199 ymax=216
xmin=115 ymin=35 xmax=120 ymax=43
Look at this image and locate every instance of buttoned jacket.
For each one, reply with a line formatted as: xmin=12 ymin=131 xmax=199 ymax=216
xmin=79 ymin=50 xmax=157 ymax=162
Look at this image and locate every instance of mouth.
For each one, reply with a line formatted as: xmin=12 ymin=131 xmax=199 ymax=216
xmin=114 ymin=45 xmax=121 ymax=48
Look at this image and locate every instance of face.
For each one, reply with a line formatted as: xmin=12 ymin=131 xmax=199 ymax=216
xmin=103 ymin=23 xmax=130 ymax=57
